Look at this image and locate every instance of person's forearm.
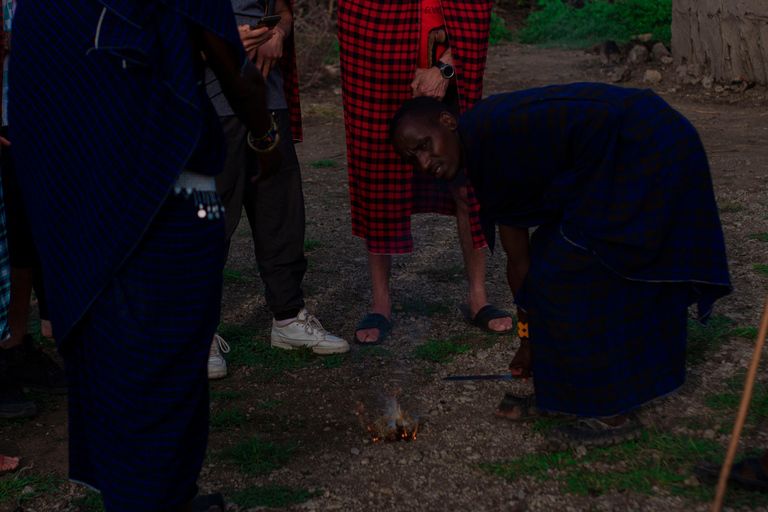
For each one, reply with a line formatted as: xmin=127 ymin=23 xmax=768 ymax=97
xmin=273 ymin=0 xmax=293 ymax=40
xmin=438 ymin=48 xmax=452 ymax=66
xmin=198 ymin=28 xmax=271 ymax=136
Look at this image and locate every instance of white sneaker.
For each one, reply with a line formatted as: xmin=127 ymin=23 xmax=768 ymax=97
xmin=271 ymin=309 xmax=350 ymax=355
xmin=208 ymin=334 xmax=230 ymax=379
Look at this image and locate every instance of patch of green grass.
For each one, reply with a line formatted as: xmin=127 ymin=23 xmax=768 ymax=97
xmin=0 ymin=471 xmax=63 ymax=504
xmin=413 ymin=335 xmax=472 ymax=363
xmin=489 ymin=12 xmax=513 ymax=46
xmin=398 ymin=297 xmax=451 ymax=317
xmin=705 ymin=370 xmax=768 ymax=423
xmin=719 ymin=202 xmax=747 ymax=213
xmin=258 ymin=399 xmax=285 ymax=410
xmin=216 ymin=325 xmax=313 ymax=378
xmin=520 ymin=0 xmax=672 ymax=49
xmin=529 ymin=417 xmax=573 ymax=436
xmin=219 ymin=437 xmax=296 ymax=476
xmin=236 ymin=228 xmax=251 ymax=237
xmin=211 ymin=408 xmax=247 ymax=432
xmin=322 ymin=354 xmax=346 ymax=369
xmin=729 ymin=327 xmax=758 ymax=340
xmin=354 ymin=346 xmax=395 ymax=359
xmin=414 ymin=265 xmax=465 ymax=284
xmin=309 ymin=159 xmax=337 ymax=168
xmin=223 ymin=268 xmax=253 ymax=284
xmin=0 ymin=418 xmax=29 ymax=430
xmin=480 ymin=429 xmax=764 ymax=505
xmin=686 ymin=315 xmax=737 ymax=365
xmin=304 ymin=239 xmax=324 ymax=252
xmin=72 ymin=489 xmax=106 ymax=511
xmin=230 ymin=485 xmax=319 ymax=508
xmin=210 ymin=389 xmax=245 ymax=407
xmin=754 ymin=264 xmax=768 ymax=275
xmin=421 ymin=367 xmax=435 ymax=375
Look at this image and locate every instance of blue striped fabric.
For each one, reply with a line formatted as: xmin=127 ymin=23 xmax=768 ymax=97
xmin=460 ymin=83 xmax=731 ymax=416
xmin=0 ymin=170 xmax=9 ymax=343
xmin=8 ymin=0 xmax=243 ymax=507
xmin=8 ymin=0 xmax=244 ymax=348
xmin=67 ymin=194 xmax=224 ymax=510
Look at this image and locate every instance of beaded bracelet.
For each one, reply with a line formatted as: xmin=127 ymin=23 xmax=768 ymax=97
xmin=247 ymin=116 xmax=280 ymax=153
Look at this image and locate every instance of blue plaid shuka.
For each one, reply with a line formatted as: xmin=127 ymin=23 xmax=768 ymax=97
xmin=460 ymin=83 xmax=731 ymax=417
xmin=10 ymin=0 xmax=243 ymax=509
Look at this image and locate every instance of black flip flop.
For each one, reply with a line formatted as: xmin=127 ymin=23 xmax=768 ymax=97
xmin=354 ymin=313 xmax=394 ymax=346
xmin=693 ymin=458 xmax=768 ymax=493
xmin=459 ymin=304 xmax=513 ymax=335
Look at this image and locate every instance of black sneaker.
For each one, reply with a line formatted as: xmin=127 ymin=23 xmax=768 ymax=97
xmin=2 ymin=335 xmax=68 ymax=395
xmin=0 ymin=364 xmax=36 ymax=419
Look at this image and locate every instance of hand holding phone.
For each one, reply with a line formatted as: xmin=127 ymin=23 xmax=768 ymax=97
xmin=251 ymin=15 xmax=281 ymax=31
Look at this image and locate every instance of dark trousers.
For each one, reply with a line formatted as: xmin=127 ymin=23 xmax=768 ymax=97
xmin=215 ymin=110 xmax=307 ymax=319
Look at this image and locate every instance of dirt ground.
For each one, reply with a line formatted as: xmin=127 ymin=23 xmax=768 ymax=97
xmin=3 ymin=31 xmax=768 ymax=512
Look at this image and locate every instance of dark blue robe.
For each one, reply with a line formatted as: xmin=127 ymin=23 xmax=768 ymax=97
xmin=460 ymin=83 xmax=731 ymax=416
xmin=9 ymin=0 xmax=245 ymax=509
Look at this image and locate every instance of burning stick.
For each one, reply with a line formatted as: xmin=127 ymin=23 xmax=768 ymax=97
xmin=355 ymin=389 xmax=418 ymax=442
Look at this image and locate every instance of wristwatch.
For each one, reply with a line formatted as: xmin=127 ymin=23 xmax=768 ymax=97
xmin=435 ymin=61 xmax=455 ymax=80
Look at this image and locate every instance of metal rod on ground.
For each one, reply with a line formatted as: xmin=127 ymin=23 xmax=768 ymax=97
xmin=711 ymin=292 xmax=768 ymax=512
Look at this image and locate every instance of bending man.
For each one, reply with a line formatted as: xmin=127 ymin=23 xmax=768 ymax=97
xmin=391 ymin=83 xmax=731 ymax=447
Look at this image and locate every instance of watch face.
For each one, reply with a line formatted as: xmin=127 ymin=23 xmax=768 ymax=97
xmin=441 ymin=64 xmax=455 ymax=79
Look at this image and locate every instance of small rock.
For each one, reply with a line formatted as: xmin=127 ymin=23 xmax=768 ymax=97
xmin=610 ymin=66 xmax=631 ymax=83
xmin=628 ymin=45 xmax=649 ymax=64
xmin=323 ymin=490 xmax=331 ymax=498
xmin=661 ymin=56 xmax=674 ymax=65
xmin=651 ymin=42 xmax=671 ymax=61
xmin=703 ymin=429 xmax=716 ymax=440
xmin=22 ymin=486 xmax=34 ymax=494
xmin=361 ymin=458 xmax=370 ymax=465
xmin=715 ymin=85 xmax=725 ymax=93
xmin=516 ymin=489 xmax=526 ymax=500
xmin=575 ymin=445 xmax=588 ymax=458
xmin=702 ymin=76 xmax=713 ymax=90
xmin=380 ymin=488 xmax=393 ymax=494
xmin=676 ymin=64 xmax=688 ymax=79
xmin=323 ymin=427 xmax=331 ymax=431
xmin=684 ymin=475 xmax=700 ymax=486
xmin=350 ymin=448 xmax=360 ymax=455
xmin=643 ymin=70 xmax=662 ymax=84
xmin=634 ymin=33 xmax=653 ymax=42
xmin=300 ymin=467 xmax=311 ymax=475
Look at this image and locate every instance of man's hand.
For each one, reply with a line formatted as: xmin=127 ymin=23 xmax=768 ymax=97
xmin=254 ymin=28 xmax=285 ymax=79
xmin=252 ymin=148 xmax=282 ymax=183
xmin=238 ymin=25 xmax=274 ymax=61
xmin=411 ymin=66 xmax=449 ymax=100
xmin=0 ymin=136 xmax=10 ymax=147
xmin=509 ymin=340 xmax=532 ymax=382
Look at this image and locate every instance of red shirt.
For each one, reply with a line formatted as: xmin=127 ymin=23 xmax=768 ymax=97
xmin=418 ymin=0 xmax=448 ymax=68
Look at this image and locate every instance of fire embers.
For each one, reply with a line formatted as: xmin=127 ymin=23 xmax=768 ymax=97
xmin=356 ymin=390 xmax=418 ymax=442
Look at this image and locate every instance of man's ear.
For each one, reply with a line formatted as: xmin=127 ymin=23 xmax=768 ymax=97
xmin=439 ymin=111 xmax=458 ymax=131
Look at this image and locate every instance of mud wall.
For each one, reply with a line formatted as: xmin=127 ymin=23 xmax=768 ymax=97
xmin=672 ymin=0 xmax=768 ymax=84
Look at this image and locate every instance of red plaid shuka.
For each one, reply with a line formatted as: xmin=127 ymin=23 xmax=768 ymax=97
xmin=338 ymin=0 xmax=491 ymax=254
xmin=281 ymin=0 xmax=302 ymax=141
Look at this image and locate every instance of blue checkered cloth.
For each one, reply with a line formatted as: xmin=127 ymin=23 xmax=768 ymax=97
xmin=9 ymin=0 xmax=242 ymax=508
xmin=8 ymin=0 xmax=244 ymax=348
xmin=0 ymin=171 xmax=9 ymax=343
xmin=460 ymin=83 xmax=732 ymax=416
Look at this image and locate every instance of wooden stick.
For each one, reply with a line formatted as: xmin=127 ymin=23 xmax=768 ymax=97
xmin=711 ymin=292 xmax=768 ymax=512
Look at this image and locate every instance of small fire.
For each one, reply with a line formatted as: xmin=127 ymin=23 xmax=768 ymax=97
xmin=355 ymin=389 xmax=418 ymax=442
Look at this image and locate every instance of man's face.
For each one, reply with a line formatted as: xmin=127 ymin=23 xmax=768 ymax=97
xmin=392 ymin=112 xmax=462 ymax=181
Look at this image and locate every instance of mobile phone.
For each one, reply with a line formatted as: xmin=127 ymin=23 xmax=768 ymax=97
xmin=251 ymin=15 xmax=281 ymax=30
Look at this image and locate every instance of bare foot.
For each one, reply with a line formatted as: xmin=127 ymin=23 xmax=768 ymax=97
xmin=355 ymin=299 xmax=391 ymax=343
xmin=0 ymin=455 xmax=19 ymax=472
xmin=467 ymin=299 xmax=513 ymax=333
